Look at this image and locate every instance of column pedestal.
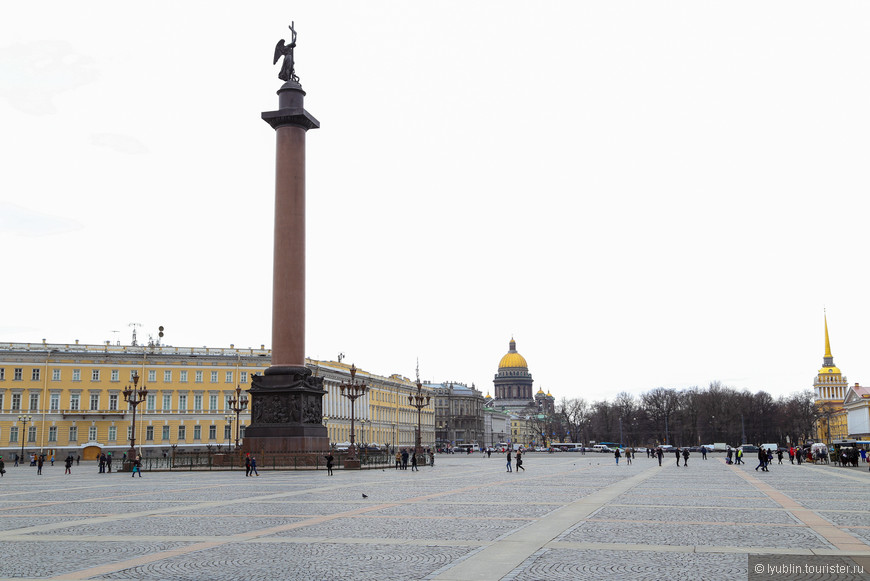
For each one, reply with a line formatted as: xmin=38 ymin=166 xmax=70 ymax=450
xmin=243 ymin=366 xmax=328 ymax=453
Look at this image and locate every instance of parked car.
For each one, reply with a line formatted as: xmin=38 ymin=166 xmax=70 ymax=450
xmin=591 ymin=444 xmax=613 ymax=453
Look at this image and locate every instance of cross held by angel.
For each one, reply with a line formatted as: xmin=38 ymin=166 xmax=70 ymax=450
xmin=274 ymin=22 xmax=299 ymax=83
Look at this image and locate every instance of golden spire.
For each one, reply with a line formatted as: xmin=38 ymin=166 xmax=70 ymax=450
xmin=824 ymin=310 xmax=832 ymax=359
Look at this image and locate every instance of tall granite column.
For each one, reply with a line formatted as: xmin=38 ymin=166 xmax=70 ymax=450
xmin=243 ymin=31 xmax=328 ymax=453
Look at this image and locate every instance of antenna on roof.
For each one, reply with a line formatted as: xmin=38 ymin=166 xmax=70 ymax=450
xmin=128 ymin=323 xmax=142 ymax=346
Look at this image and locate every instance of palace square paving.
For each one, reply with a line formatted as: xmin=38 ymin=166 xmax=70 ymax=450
xmin=0 ymin=454 xmax=869 ymax=580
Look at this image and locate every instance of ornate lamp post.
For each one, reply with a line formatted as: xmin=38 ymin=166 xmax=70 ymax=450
xmin=339 ymin=364 xmax=368 ymax=466
xmin=122 ymin=373 xmax=148 ymax=459
xmin=360 ymin=419 xmax=370 ymax=449
xmin=228 ymin=385 xmax=248 ymax=449
xmin=409 ymin=375 xmax=431 ymax=456
xmin=224 ymin=415 xmax=234 ymax=447
xmin=17 ymin=414 xmax=32 ymax=462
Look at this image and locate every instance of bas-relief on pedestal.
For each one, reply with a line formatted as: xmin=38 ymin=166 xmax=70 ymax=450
xmin=245 ymin=366 xmax=328 ymax=452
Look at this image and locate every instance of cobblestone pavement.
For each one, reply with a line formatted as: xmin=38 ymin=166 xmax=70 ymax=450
xmin=0 ymin=454 xmax=868 ymax=580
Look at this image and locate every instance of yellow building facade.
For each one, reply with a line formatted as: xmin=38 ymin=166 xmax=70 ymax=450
xmin=510 ymin=416 xmax=534 ymax=448
xmin=0 ymin=341 xmax=433 ymax=460
xmin=309 ymin=359 xmax=435 ymax=451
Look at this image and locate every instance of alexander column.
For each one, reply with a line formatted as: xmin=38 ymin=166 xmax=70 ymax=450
xmin=243 ymin=22 xmax=329 ymax=453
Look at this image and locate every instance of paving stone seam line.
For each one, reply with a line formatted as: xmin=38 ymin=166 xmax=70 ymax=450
xmin=5 ymin=532 xmax=863 ymax=557
xmin=726 ymin=460 xmax=870 ymax=553
xmin=800 ymin=463 xmax=870 ymax=484
xmin=429 ymin=464 xmax=663 ymax=581
xmin=546 ymin=540 xmax=870 ymax=556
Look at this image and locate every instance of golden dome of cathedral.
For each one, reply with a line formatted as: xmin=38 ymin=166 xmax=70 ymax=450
xmin=498 ymin=338 xmax=528 ymax=369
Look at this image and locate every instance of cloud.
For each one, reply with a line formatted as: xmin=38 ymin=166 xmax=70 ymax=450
xmin=0 ymin=201 xmax=82 ymax=237
xmin=0 ymin=40 xmax=99 ymax=115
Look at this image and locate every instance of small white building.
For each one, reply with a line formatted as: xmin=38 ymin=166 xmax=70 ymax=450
xmin=844 ymin=383 xmax=870 ymax=438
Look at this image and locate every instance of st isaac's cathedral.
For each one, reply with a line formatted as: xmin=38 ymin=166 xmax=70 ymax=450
xmin=485 ymin=338 xmax=555 ymax=415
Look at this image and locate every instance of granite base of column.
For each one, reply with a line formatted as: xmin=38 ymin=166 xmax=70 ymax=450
xmin=242 ymin=365 xmax=329 ymax=454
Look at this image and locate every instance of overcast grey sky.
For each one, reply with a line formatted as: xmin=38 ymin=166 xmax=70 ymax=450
xmin=2 ymin=2 xmax=870 ymax=403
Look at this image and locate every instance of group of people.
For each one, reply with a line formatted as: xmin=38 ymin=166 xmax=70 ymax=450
xmin=97 ymin=452 xmax=114 ymax=473
xmin=393 ymin=449 xmax=434 ymax=471
xmin=613 ymin=448 xmax=637 ymax=465
xmin=505 ymin=449 xmax=525 ymax=472
xmin=243 ymin=454 xmax=259 ymax=477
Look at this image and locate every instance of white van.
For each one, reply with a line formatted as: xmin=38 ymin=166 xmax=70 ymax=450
xmin=592 ymin=444 xmax=613 ymax=453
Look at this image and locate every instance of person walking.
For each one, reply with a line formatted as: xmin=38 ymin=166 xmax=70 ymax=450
xmin=777 ymin=449 xmax=784 ymax=464
xmin=64 ymin=455 xmax=72 ymax=475
xmin=131 ymin=455 xmax=142 ymax=477
xmin=244 ymin=455 xmax=252 ymax=477
xmin=410 ymin=451 xmax=419 ymax=471
xmin=76 ymin=454 xmax=80 ymax=466
xmin=656 ymin=447 xmax=663 ymax=466
xmin=506 ymin=450 xmax=513 ymax=472
xmin=429 ymin=451 xmax=435 ymax=468
xmin=250 ymin=456 xmax=259 ymax=476
xmin=106 ymin=454 xmax=113 ymax=473
xmin=50 ymin=454 xmax=54 ymax=467
xmin=682 ymin=448 xmax=689 ymax=467
xmin=674 ymin=447 xmax=681 ymax=467
xmin=13 ymin=454 xmax=18 ymax=467
xmin=325 ymin=453 xmax=334 ymax=476
xmin=625 ymin=448 xmax=632 ymax=465
xmin=755 ymin=447 xmax=768 ymax=472
xmin=395 ymin=451 xmax=401 ymax=470
xmin=701 ymin=447 xmax=707 ymax=460
xmin=0 ymin=456 xmax=5 ymax=477
xmin=401 ymin=449 xmax=409 ymax=470
xmin=614 ymin=448 xmax=621 ymax=465
xmin=516 ymin=450 xmax=525 ymax=471
xmin=37 ymin=455 xmax=44 ymax=475
xmin=736 ymin=448 xmax=744 ymax=465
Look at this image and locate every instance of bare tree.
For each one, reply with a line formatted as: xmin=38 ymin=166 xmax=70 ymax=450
xmin=641 ymin=387 xmax=680 ymax=445
xmin=559 ymin=397 xmax=591 ymax=444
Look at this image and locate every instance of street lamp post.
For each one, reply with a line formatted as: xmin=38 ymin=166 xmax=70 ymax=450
xmin=339 ymin=364 xmax=368 ymax=465
xmin=228 ymin=385 xmax=248 ymax=449
xmin=122 ymin=373 xmax=148 ymax=460
xmin=18 ymin=415 xmax=32 ymax=463
xmin=224 ymin=415 xmax=234 ymax=448
xmin=359 ymin=419 xmax=369 ymax=448
xmin=408 ymin=375 xmax=431 ymax=456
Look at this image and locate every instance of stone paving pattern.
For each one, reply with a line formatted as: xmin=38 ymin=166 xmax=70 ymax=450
xmin=0 ymin=453 xmax=867 ymax=580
